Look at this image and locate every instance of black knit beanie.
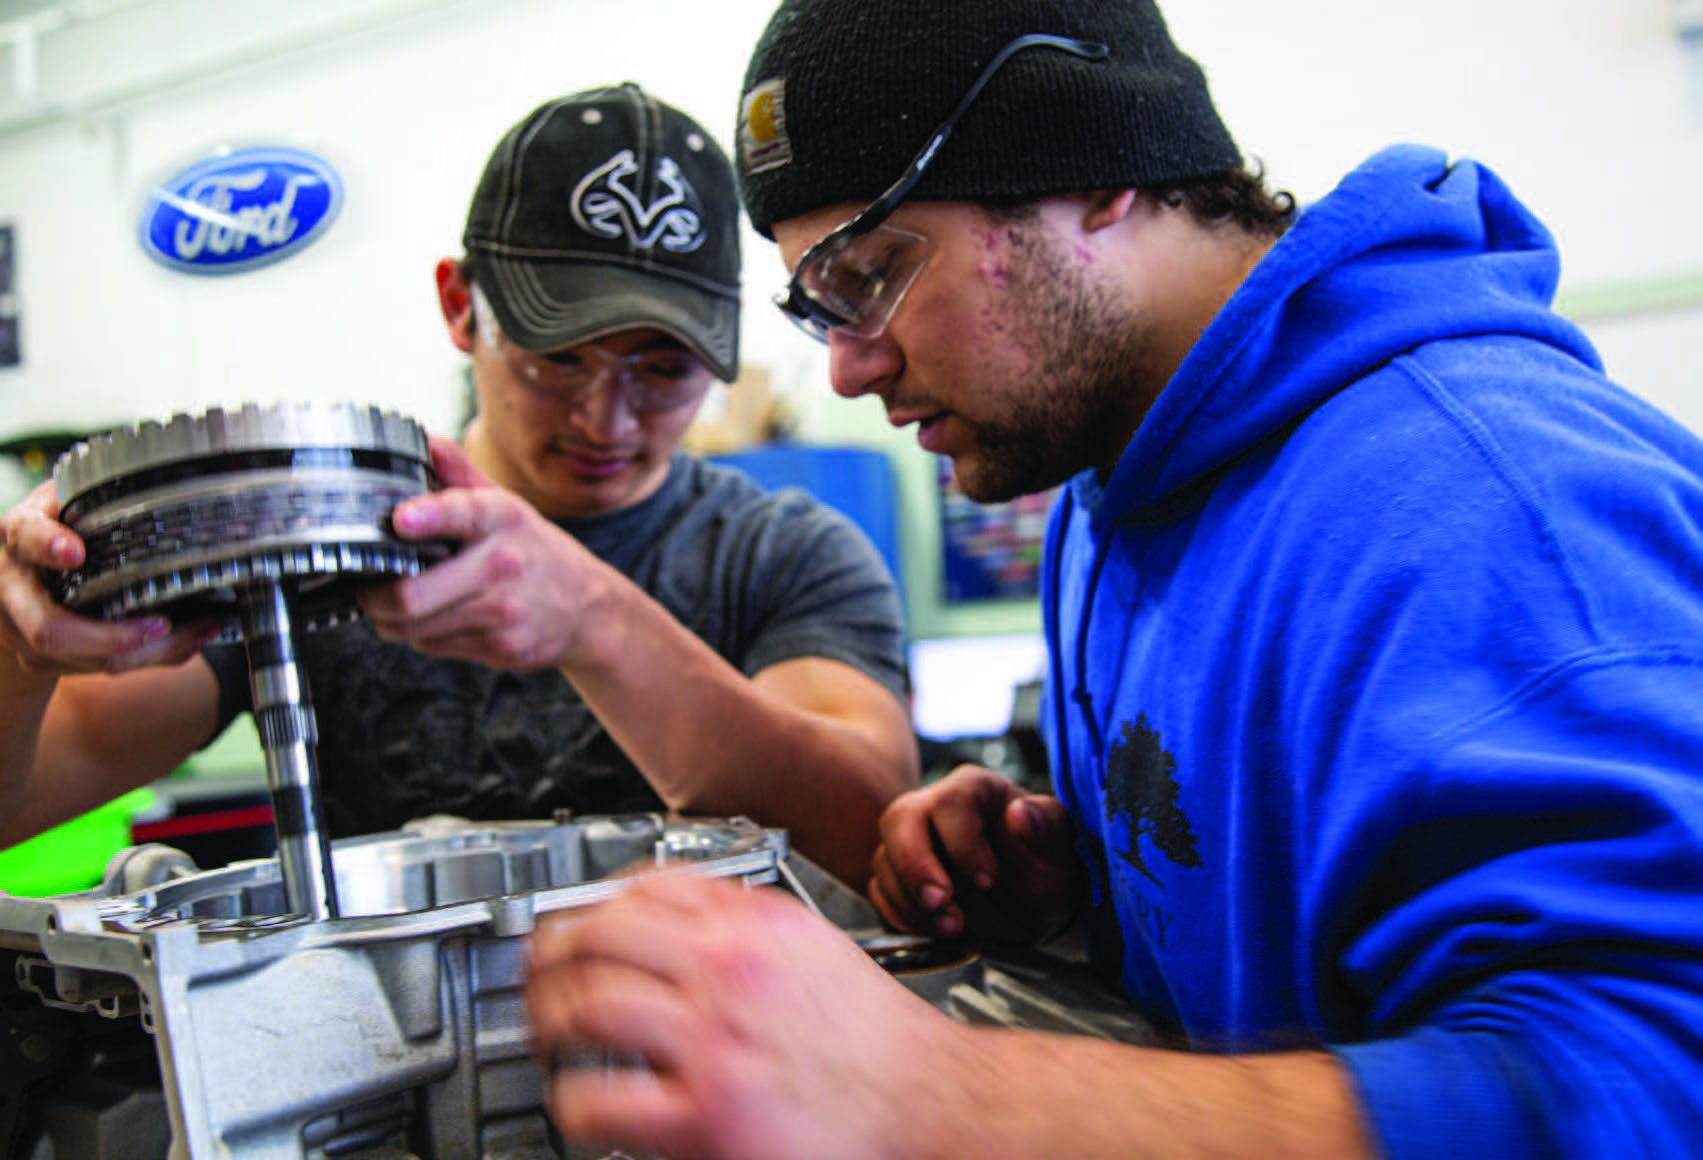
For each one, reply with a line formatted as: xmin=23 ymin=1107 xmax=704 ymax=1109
xmin=736 ymin=0 xmax=1241 ymax=239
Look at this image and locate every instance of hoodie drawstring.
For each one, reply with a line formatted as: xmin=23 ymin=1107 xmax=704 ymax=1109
xmin=1045 ymin=494 xmax=1116 ymax=801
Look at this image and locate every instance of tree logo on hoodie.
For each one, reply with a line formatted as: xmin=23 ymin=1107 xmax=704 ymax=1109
xmin=1105 ymin=715 xmax=1201 ymax=887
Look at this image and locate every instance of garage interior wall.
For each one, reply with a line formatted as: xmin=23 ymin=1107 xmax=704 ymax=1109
xmin=0 ymin=0 xmax=1699 ymax=647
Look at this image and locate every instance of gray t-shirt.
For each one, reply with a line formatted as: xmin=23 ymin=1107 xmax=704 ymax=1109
xmin=203 ymin=453 xmax=909 ymax=837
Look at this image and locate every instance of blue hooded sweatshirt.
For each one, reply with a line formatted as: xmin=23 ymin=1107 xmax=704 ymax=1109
xmin=1040 ymin=145 xmax=1703 ymax=1157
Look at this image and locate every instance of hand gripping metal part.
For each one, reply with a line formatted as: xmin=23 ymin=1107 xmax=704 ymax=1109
xmin=52 ymin=401 xmax=448 ymax=631
xmin=0 ymin=818 xmax=1155 ymax=1160
xmin=50 ymin=402 xmax=451 ymax=922
xmin=0 ymin=815 xmax=793 ymax=1160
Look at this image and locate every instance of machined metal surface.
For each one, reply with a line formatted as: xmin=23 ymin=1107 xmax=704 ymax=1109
xmin=237 ymin=576 xmax=339 ymax=921
xmin=0 ymin=818 xmax=1154 ymax=1160
xmin=52 ymin=401 xmax=447 ymax=631
xmin=0 ymin=816 xmax=786 ymax=1160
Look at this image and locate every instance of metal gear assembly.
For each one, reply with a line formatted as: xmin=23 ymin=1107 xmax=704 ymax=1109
xmin=50 ymin=401 xmax=451 ymax=921
xmin=52 ymin=400 xmax=449 ymax=633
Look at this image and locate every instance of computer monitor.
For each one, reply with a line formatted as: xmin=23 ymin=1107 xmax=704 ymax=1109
xmin=908 ymin=633 xmax=1049 ymax=741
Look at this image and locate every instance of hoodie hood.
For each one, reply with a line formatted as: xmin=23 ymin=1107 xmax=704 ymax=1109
xmin=1076 ymin=144 xmax=1602 ymax=526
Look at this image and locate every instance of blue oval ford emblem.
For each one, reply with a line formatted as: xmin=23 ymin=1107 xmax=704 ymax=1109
xmin=140 ymin=146 xmax=343 ymax=274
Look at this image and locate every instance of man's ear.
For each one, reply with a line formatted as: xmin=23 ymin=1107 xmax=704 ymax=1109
xmin=1082 ymin=189 xmax=1139 ymax=233
xmin=436 ymin=257 xmax=476 ymax=354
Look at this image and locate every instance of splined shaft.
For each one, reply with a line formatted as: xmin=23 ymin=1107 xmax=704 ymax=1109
xmin=239 ymin=578 xmax=338 ymax=918
xmin=51 ymin=402 xmax=449 ymax=919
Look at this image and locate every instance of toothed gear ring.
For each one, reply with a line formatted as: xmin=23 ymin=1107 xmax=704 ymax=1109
xmin=51 ymin=402 xmax=450 ymax=634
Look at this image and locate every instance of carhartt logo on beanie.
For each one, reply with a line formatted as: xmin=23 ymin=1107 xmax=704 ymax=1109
xmin=735 ymin=0 xmax=1240 ymax=239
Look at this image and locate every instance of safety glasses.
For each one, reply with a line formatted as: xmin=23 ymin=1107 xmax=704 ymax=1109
xmin=471 ymin=285 xmax=714 ymax=415
xmin=775 ymin=32 xmax=1109 ymax=342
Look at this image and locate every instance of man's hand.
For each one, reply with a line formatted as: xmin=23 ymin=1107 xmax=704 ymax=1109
xmin=525 ymin=872 xmax=967 ymax=1160
xmin=870 ymin=764 xmax=1085 ymax=942
xmin=0 ymin=480 xmax=215 ymax=678
xmin=526 ymin=871 xmax=1374 ymax=1160
xmin=359 ymin=436 xmax=620 ymax=671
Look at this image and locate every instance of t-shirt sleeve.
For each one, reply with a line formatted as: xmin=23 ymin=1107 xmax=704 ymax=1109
xmin=730 ymin=488 xmax=910 ymax=703
xmin=200 ymin=638 xmax=255 ymax=740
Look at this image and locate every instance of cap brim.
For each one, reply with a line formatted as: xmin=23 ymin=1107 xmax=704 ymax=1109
xmin=471 ymin=252 xmax=740 ymax=382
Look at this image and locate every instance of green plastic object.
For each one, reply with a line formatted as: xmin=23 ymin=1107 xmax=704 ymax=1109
xmin=0 ymin=788 xmax=158 ymax=897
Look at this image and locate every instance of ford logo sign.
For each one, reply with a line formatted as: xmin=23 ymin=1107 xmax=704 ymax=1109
xmin=140 ymin=146 xmax=343 ymax=274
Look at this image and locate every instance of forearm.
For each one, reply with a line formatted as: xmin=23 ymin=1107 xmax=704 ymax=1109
xmin=565 ymin=572 xmax=917 ymax=885
xmin=1 ymin=660 xmax=219 ymax=849
xmin=0 ymin=653 xmax=60 ymax=846
xmin=926 ymin=1031 xmax=1374 ymax=1160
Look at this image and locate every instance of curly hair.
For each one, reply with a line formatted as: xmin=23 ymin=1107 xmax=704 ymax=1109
xmin=1152 ymin=163 xmax=1297 ymax=238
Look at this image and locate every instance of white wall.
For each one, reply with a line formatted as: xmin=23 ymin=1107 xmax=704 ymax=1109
xmin=0 ymin=0 xmax=1699 ymax=639
xmin=0 ymin=0 xmax=804 ymax=438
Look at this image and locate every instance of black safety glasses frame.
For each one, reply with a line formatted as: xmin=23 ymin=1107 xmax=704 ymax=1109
xmin=775 ymin=32 xmax=1111 ymax=341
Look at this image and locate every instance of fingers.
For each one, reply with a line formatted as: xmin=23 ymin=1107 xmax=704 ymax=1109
xmin=870 ymin=842 xmax=963 ymax=936
xmin=3 ymin=481 xmax=80 ymax=572
xmin=5 ymin=608 xmax=170 ymax=672
xmin=390 ymin=479 xmax=520 ymax=544
xmin=527 ymin=873 xmax=820 ymax=1043
xmin=868 ymin=806 xmax=951 ymax=934
xmin=363 ymin=487 xmax=598 ymax=672
xmin=930 ymin=771 xmax=1013 ymax=889
xmin=528 ymin=875 xmax=721 ymax=1005
xmin=527 ymin=876 xmax=770 ymax=1129
xmin=533 ymin=940 xmax=702 ymax=1160
xmin=1006 ymin=793 xmax=1076 ymax=863
xmin=545 ymin=1061 xmax=692 ymax=1160
xmin=529 ymin=872 xmax=946 ymax=1160
xmin=870 ymin=766 xmax=1016 ymax=936
xmin=531 ymin=950 xmax=703 ymax=1077
xmin=89 ymin=619 xmax=223 ymax=674
xmin=358 ymin=543 xmax=568 ymax=671
xmin=871 ymin=782 xmax=968 ymax=930
xmin=425 ymin=433 xmax=492 ymax=490
xmin=390 ymin=437 xmax=500 ymax=541
xmin=2 ymin=598 xmax=214 ymax=676
xmin=871 ymin=768 xmax=1090 ymax=944
xmin=0 ymin=485 xmax=222 ymax=675
xmin=359 ymin=545 xmax=497 ymax=631
xmin=363 ymin=486 xmax=527 ymax=621
xmin=386 ymin=624 xmax=550 ymax=669
xmin=2 ymin=508 xmax=82 ymax=573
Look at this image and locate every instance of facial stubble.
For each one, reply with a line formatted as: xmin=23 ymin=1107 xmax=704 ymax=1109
xmin=948 ymin=223 xmax=1156 ymax=504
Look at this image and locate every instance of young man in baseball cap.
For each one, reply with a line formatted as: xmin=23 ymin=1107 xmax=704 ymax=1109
xmin=525 ymin=6 xmax=1703 ymax=1159
xmin=0 ymin=84 xmax=919 ymax=890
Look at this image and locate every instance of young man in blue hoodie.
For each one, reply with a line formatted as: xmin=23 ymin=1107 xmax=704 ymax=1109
xmin=523 ymin=4 xmax=1703 ymax=1158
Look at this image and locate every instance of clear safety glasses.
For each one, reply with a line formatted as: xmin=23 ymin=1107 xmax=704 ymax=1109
xmin=775 ymin=32 xmax=1110 ymax=342
xmin=471 ymin=285 xmax=714 ymax=415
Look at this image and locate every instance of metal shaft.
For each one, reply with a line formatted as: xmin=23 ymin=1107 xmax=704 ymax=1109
xmin=238 ymin=578 xmax=340 ymax=920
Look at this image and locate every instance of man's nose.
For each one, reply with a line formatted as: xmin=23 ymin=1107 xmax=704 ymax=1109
xmin=569 ymin=368 xmax=641 ymax=436
xmin=826 ymin=329 xmax=899 ymax=400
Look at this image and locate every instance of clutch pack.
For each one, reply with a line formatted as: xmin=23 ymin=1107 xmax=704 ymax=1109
xmin=52 ymin=400 xmax=448 ymax=632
